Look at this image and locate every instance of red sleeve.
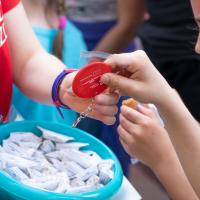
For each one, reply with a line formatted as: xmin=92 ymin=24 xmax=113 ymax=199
xmin=1 ymin=0 xmax=20 ymax=14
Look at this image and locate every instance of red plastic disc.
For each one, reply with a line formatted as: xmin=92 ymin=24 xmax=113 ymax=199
xmin=72 ymin=62 xmax=111 ymax=98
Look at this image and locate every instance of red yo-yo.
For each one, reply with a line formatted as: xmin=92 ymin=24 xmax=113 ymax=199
xmin=72 ymin=62 xmax=111 ymax=98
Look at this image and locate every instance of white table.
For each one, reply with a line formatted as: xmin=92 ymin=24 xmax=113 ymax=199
xmin=111 ymin=177 xmax=141 ymax=200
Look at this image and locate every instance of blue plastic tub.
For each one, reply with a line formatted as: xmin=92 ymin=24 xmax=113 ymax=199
xmin=0 ymin=121 xmax=123 ymax=200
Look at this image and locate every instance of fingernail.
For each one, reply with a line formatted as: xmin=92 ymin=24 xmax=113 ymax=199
xmin=66 ymin=87 xmax=73 ymax=93
xmin=120 ymin=105 xmax=126 ymax=113
xmin=137 ymin=103 xmax=146 ymax=111
xmin=66 ymin=87 xmax=76 ymax=96
xmin=137 ymin=103 xmax=142 ymax=109
xmin=101 ymin=75 xmax=110 ymax=84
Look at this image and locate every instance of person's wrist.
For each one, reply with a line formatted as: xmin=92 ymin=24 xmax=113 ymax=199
xmin=58 ymin=71 xmax=78 ymax=102
xmin=52 ymin=69 xmax=77 ymax=118
xmin=155 ymin=86 xmax=185 ymax=120
xmin=59 ymin=74 xmax=71 ymax=105
xmin=155 ymin=86 xmax=176 ymax=110
xmin=151 ymin=150 xmax=177 ymax=176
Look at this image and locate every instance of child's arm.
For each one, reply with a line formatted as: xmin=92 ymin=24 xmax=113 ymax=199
xmin=101 ymin=51 xmax=200 ymax=195
xmin=94 ymin=0 xmax=145 ymax=53
xmin=4 ymin=3 xmax=118 ymax=125
xmin=154 ymin=89 xmax=200 ymax=197
xmin=119 ymin=104 xmax=198 ymax=200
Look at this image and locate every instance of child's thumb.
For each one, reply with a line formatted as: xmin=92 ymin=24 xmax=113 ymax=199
xmin=101 ymin=73 xmax=136 ymax=97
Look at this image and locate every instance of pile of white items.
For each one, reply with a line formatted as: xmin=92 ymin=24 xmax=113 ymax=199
xmin=0 ymin=127 xmax=114 ymax=194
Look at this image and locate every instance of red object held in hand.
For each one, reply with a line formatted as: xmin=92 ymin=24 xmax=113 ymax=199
xmin=72 ymin=62 xmax=111 ymax=98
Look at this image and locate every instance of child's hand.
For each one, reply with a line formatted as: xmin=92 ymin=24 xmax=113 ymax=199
xmin=118 ymin=104 xmax=175 ymax=170
xmin=59 ymin=71 xmax=119 ymax=125
xmin=101 ymin=51 xmax=173 ymax=106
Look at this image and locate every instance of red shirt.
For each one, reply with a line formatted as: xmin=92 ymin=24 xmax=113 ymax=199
xmin=0 ymin=0 xmax=20 ymax=122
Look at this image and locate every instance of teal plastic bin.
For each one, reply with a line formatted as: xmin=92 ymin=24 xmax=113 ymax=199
xmin=0 ymin=121 xmax=123 ymax=200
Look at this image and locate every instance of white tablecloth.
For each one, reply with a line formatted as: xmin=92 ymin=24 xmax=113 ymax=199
xmin=111 ymin=177 xmax=141 ymax=200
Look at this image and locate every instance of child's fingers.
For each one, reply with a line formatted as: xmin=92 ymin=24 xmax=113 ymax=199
xmin=121 ymin=105 xmax=148 ymax=124
xmin=89 ymin=109 xmax=116 ymax=125
xmin=99 ymin=115 xmax=116 ymax=125
xmin=94 ymin=92 xmax=119 ymax=105
xmin=118 ymin=126 xmax=137 ymax=159
xmin=117 ymin=125 xmax=134 ymax=145
xmin=94 ymin=104 xmax=118 ymax=116
xmin=119 ymin=136 xmax=131 ymax=155
xmin=137 ymin=104 xmax=156 ymax=119
xmin=119 ymin=114 xmax=138 ymax=135
xmin=138 ymin=104 xmax=164 ymax=126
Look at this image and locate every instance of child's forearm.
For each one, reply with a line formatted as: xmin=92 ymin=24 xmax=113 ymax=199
xmin=153 ymin=155 xmax=198 ymax=200
xmin=14 ymin=50 xmax=65 ymax=104
xmin=5 ymin=3 xmax=66 ymax=105
xmin=157 ymin=89 xmax=200 ymax=196
xmin=94 ymin=23 xmax=135 ymax=54
xmin=95 ymin=0 xmax=145 ymax=53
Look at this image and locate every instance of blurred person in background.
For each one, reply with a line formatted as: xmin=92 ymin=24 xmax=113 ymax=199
xmin=65 ymin=0 xmax=142 ymax=53
xmin=13 ymin=0 xmax=87 ymax=125
xmin=136 ymin=0 xmax=200 ymax=121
